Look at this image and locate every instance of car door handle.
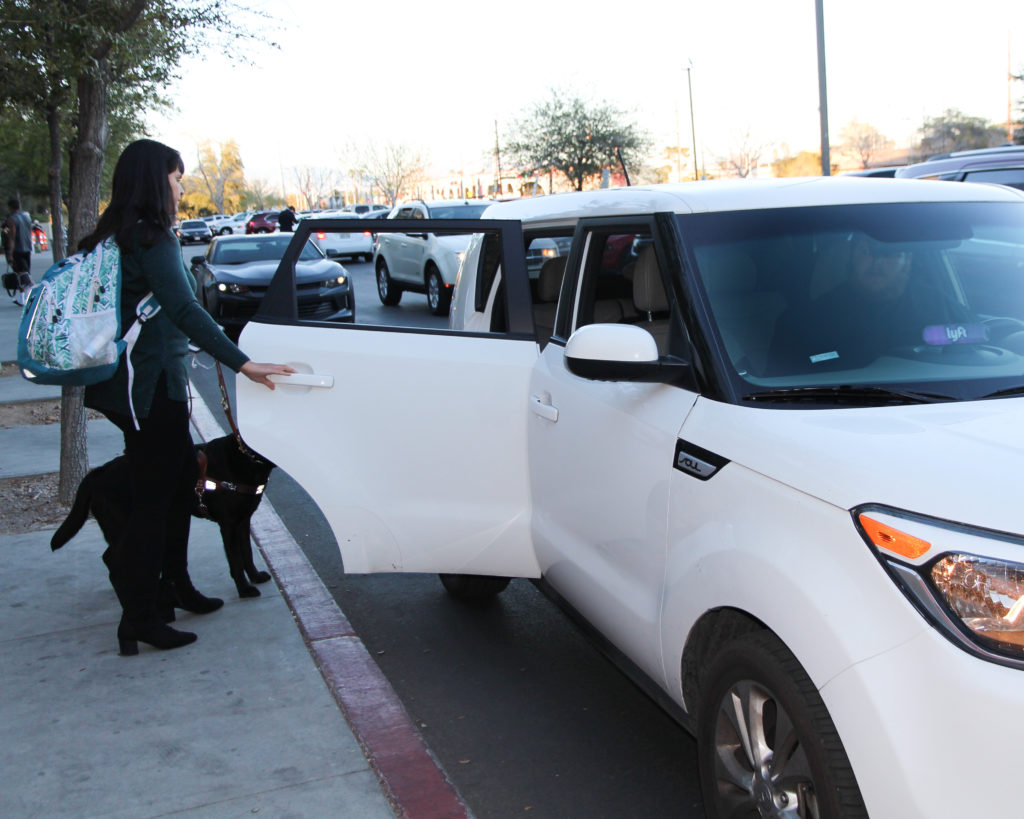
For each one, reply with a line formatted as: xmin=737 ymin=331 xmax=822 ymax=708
xmin=268 ymin=373 xmax=334 ymax=388
xmin=530 ymin=393 xmax=558 ymax=422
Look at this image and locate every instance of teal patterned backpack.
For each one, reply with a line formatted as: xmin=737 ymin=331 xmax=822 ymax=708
xmin=17 ymin=237 xmax=160 ymax=394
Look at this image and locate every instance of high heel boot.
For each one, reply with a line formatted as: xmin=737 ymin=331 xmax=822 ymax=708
xmin=163 ymin=575 xmax=224 ymax=615
xmin=117 ymin=617 xmax=197 ymax=656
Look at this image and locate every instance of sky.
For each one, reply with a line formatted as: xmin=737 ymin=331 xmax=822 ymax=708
xmin=148 ymin=0 xmax=1024 ymax=189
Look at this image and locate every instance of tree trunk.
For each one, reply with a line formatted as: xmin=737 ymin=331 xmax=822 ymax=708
xmin=45 ymin=103 xmax=67 ymax=264
xmin=58 ymin=64 xmax=110 ymax=505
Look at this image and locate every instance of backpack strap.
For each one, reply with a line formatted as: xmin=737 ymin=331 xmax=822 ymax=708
xmin=122 ymin=291 xmax=162 ymax=430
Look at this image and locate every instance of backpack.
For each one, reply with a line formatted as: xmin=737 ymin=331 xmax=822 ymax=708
xmin=17 ymin=237 xmax=161 ymax=397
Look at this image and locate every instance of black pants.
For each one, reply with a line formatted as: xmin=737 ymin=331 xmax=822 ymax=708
xmin=101 ymin=376 xmax=196 ymax=624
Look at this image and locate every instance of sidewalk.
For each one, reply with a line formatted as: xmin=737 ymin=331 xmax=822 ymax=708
xmin=0 ymin=262 xmax=471 ymax=818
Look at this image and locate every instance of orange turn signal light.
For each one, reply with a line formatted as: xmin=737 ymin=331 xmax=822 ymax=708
xmin=859 ymin=514 xmax=931 ymax=559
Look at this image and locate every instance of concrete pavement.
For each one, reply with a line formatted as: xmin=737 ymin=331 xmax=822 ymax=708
xmin=0 ymin=252 xmax=472 ymax=818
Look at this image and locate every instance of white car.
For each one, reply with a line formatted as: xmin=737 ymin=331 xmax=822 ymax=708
xmin=212 ymin=212 xmax=252 ymax=236
xmin=372 ymin=199 xmax=491 ymax=315
xmin=238 ymin=178 xmax=1024 ymax=818
xmin=300 ymin=210 xmax=374 ymax=262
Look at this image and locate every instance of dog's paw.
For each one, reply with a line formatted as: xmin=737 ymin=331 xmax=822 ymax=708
xmin=239 ymin=585 xmax=262 ymax=598
xmin=249 ymin=570 xmax=271 ymax=584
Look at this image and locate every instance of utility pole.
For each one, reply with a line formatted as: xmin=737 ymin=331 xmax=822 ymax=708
xmin=815 ymin=0 xmax=831 ymax=175
xmin=686 ymin=61 xmax=699 ymax=180
xmin=494 ymin=120 xmax=502 ymax=198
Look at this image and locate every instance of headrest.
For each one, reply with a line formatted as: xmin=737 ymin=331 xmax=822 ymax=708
xmin=536 ymin=256 xmax=566 ymax=303
xmin=632 ymin=246 xmax=668 ymax=313
xmin=699 ymin=247 xmax=756 ymax=293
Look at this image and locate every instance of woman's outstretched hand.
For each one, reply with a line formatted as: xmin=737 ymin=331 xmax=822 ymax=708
xmin=240 ymin=361 xmax=297 ymax=390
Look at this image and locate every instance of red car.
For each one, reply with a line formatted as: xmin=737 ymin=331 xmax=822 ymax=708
xmin=245 ymin=211 xmax=279 ymax=234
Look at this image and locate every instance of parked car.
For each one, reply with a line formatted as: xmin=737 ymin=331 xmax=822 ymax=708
xmin=236 ymin=178 xmax=1024 ymax=818
xmin=373 ymin=199 xmax=491 ymax=315
xmin=843 ymin=166 xmax=901 ymax=177
xmin=212 ymin=212 xmax=252 ymax=235
xmin=895 ymin=145 xmax=1024 ymax=190
xmin=246 ymin=211 xmax=279 ymax=234
xmin=341 ymin=203 xmax=390 ymax=216
xmin=177 ymin=219 xmax=213 ymax=244
xmin=525 ymin=235 xmax=573 ymax=277
xmin=301 ymin=211 xmax=374 ymax=262
xmin=189 ymin=233 xmax=353 ymax=338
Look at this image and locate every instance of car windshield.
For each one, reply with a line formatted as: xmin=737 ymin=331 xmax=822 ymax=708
xmin=210 ymin=236 xmax=323 ymax=264
xmin=182 ymin=220 xmax=206 ymax=229
xmin=678 ymin=202 xmax=1024 ymax=402
xmin=426 ymin=203 xmax=489 ymax=219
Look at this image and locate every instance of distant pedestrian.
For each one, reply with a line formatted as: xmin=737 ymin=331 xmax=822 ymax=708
xmin=5 ymin=198 xmax=33 ymax=306
xmin=277 ymin=204 xmax=298 ymax=232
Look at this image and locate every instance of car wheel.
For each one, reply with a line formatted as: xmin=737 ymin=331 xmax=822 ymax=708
xmin=439 ymin=574 xmax=511 ymax=600
xmin=219 ymin=227 xmax=231 ymax=235
xmin=426 ymin=266 xmax=450 ymax=316
xmin=257 ymin=228 xmax=269 ymax=234
xmin=697 ymin=630 xmax=867 ymax=819
xmin=376 ymin=258 xmax=402 ymax=306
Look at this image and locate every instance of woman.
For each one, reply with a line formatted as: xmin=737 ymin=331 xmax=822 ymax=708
xmin=80 ymin=139 xmax=294 ymax=655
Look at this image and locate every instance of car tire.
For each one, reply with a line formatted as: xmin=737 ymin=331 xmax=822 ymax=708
xmin=257 ymin=228 xmax=269 ymax=234
xmin=697 ymin=629 xmax=867 ymax=819
xmin=219 ymin=227 xmax=232 ymax=235
xmin=363 ymin=253 xmax=373 ymax=263
xmin=426 ymin=266 xmax=450 ymax=316
xmin=376 ymin=258 xmax=402 ymax=306
xmin=438 ymin=573 xmax=511 ymax=600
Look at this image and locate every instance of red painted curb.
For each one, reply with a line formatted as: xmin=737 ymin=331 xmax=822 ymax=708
xmin=250 ymin=504 xmax=472 ymax=819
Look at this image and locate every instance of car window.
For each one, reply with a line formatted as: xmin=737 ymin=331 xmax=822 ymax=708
xmin=425 ymin=204 xmax=489 ymax=219
xmin=211 ymin=237 xmax=322 ymax=264
xmin=680 ymin=202 xmax=1024 ymax=400
xmin=183 ymin=220 xmax=206 ymax=229
xmin=963 ymin=168 xmax=1024 ymax=192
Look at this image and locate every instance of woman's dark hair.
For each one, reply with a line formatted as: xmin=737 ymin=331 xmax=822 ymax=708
xmin=78 ymin=139 xmax=184 ymax=252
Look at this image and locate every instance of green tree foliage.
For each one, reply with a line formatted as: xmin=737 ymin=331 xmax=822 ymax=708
xmin=505 ymin=89 xmax=651 ymax=191
xmin=915 ymin=108 xmax=1007 ymax=158
xmin=186 ymin=139 xmax=247 ymax=215
xmin=0 ymin=0 xmax=271 ymax=502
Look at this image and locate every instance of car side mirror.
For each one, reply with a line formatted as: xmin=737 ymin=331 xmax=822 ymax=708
xmin=190 ymin=255 xmax=205 ymax=266
xmin=564 ymin=324 xmax=690 ymax=383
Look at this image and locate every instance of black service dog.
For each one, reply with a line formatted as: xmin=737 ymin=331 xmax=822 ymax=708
xmin=51 ymin=434 xmax=275 ymax=598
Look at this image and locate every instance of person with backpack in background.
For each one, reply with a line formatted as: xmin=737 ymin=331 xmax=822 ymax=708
xmin=78 ymin=139 xmax=294 ymax=656
xmin=5 ymin=198 xmax=33 ymax=306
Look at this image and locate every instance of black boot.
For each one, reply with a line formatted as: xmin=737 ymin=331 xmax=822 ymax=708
xmin=166 ymin=576 xmax=223 ymax=615
xmin=117 ymin=617 xmax=197 ymax=656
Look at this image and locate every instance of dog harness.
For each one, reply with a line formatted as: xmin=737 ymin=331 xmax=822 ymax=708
xmin=193 ymin=449 xmax=265 ymax=518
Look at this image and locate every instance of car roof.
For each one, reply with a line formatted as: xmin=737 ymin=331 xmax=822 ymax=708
xmin=896 ymin=146 xmax=1024 ymax=179
xmin=480 ymin=177 xmax=1024 ymax=225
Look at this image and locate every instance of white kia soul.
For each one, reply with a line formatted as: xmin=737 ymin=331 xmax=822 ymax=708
xmin=238 ymin=178 xmax=1024 ymax=818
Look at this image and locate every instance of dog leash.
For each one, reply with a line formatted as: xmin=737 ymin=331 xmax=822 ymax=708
xmin=215 ymin=360 xmax=261 ymax=461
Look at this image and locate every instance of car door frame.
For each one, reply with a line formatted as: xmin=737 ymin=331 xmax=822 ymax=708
xmin=239 ymin=217 xmax=541 ymax=577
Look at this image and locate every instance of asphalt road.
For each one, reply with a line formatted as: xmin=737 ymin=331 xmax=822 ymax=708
xmin=182 ymin=243 xmax=706 ymax=819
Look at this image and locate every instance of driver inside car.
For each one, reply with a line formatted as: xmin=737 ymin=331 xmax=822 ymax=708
xmin=769 ymin=232 xmax=973 ymax=374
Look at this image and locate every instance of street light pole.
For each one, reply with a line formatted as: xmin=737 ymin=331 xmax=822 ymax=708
xmin=686 ymin=61 xmax=699 ymax=181
xmin=815 ymin=0 xmax=831 ymax=175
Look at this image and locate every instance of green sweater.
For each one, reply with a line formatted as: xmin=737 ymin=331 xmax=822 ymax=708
xmin=85 ymin=228 xmax=250 ymax=420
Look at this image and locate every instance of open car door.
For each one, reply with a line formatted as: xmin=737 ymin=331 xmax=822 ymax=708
xmin=235 ymin=218 xmax=541 ymax=578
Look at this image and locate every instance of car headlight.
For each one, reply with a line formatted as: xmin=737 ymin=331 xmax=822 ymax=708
xmin=217 ymin=282 xmax=249 ymax=294
xmin=323 ymin=275 xmax=346 ymax=287
xmin=856 ymin=505 xmax=1024 ymax=665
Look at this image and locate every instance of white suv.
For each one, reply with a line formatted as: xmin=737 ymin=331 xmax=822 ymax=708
xmin=238 ymin=178 xmax=1024 ymax=818
xmin=372 ymin=199 xmax=490 ymax=315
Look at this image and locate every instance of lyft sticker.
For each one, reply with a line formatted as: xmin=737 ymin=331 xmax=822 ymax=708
xmin=922 ymin=324 xmax=988 ymax=346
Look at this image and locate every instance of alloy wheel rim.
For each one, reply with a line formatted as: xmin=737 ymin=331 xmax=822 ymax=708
xmin=711 ymin=680 xmax=819 ymax=818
